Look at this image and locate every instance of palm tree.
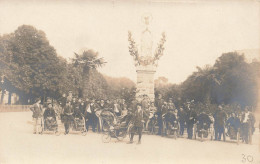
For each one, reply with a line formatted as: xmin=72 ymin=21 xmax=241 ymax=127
xmin=71 ymin=50 xmax=106 ymax=98
xmin=191 ymin=65 xmax=222 ymax=104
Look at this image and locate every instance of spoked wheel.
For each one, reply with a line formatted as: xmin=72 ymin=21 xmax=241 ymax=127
xmin=103 ymin=121 xmax=110 ymax=132
xmin=102 ymin=132 xmax=111 ymax=143
xmin=117 ymin=131 xmax=126 ymax=141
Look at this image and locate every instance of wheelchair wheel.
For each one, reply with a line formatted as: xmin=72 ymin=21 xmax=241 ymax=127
xmin=102 ymin=132 xmax=111 ymax=143
xmin=103 ymin=121 xmax=110 ymax=132
xmin=117 ymin=131 xmax=126 ymax=141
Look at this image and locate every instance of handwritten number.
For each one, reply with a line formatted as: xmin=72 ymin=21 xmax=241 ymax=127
xmin=247 ymin=155 xmax=253 ymax=163
xmin=242 ymin=154 xmax=253 ymax=163
xmin=242 ymin=154 xmax=246 ymax=163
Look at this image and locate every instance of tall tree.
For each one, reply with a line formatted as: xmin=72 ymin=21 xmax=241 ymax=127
xmin=71 ymin=50 xmax=106 ymax=99
xmin=0 ymin=25 xmax=67 ymax=104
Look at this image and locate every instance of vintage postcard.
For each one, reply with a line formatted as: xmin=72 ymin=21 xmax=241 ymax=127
xmin=0 ymin=0 xmax=259 ymax=164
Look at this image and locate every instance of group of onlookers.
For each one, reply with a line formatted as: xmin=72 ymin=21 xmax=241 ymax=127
xmin=30 ymin=92 xmax=256 ymax=144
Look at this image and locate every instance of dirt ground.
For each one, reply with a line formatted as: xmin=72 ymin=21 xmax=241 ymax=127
xmin=0 ymin=112 xmax=259 ymax=164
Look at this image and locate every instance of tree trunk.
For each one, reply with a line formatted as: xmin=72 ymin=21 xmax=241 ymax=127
xmin=205 ymin=88 xmax=211 ymax=104
xmin=1 ymin=90 xmax=5 ymax=104
xmin=8 ymin=91 xmax=12 ymax=105
xmin=82 ymin=69 xmax=90 ymax=99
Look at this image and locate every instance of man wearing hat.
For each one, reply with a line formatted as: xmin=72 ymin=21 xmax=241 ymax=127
xmin=155 ymin=94 xmax=164 ymax=136
xmin=30 ymin=98 xmax=43 ymax=134
xmin=85 ymin=99 xmax=98 ymax=132
xmin=63 ymin=101 xmax=74 ymax=134
xmin=213 ymin=105 xmax=227 ymax=141
xmin=186 ymin=102 xmax=197 ymax=139
xmin=178 ymin=107 xmax=186 ymax=136
xmin=128 ymin=103 xmax=148 ymax=144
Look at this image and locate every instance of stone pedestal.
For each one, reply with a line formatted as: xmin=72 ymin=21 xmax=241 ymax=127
xmin=136 ymin=65 xmax=156 ymax=102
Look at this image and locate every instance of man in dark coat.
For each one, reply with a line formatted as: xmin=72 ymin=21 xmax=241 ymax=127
xmin=186 ymin=103 xmax=197 ymax=139
xmin=85 ymin=100 xmax=98 ymax=132
xmin=213 ymin=105 xmax=227 ymax=141
xmin=96 ymin=99 xmax=106 ymax=132
xmin=155 ymin=94 xmax=164 ymax=136
xmin=63 ymin=101 xmax=74 ymax=135
xmin=128 ymin=104 xmax=148 ymax=144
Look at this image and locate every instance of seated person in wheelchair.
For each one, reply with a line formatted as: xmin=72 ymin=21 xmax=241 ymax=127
xmin=73 ymin=107 xmax=84 ymax=128
xmin=43 ymin=103 xmax=57 ymax=129
xmin=197 ymin=111 xmax=212 ymax=137
xmin=74 ymin=107 xmax=83 ymax=119
xmin=164 ymin=109 xmax=177 ymax=129
xmin=118 ymin=109 xmax=134 ymax=128
xmin=226 ymin=112 xmax=241 ymax=139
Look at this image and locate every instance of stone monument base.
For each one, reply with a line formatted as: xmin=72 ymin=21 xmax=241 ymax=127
xmin=136 ymin=65 xmax=156 ymax=102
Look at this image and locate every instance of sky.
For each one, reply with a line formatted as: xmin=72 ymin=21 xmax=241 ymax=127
xmin=0 ymin=0 xmax=259 ymax=84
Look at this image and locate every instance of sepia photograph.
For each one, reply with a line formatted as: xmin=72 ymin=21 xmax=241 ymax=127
xmin=0 ymin=0 xmax=259 ymax=164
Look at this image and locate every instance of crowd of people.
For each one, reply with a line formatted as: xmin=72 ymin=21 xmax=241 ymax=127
xmin=30 ymin=92 xmax=256 ymax=144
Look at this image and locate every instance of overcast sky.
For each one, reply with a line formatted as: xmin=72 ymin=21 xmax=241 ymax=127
xmin=0 ymin=1 xmax=259 ymax=84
